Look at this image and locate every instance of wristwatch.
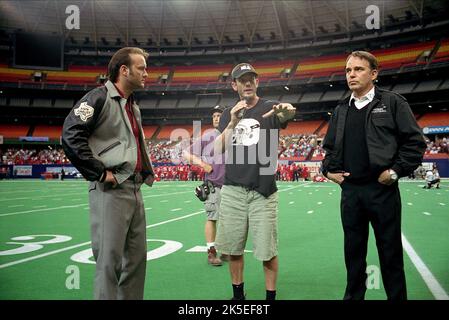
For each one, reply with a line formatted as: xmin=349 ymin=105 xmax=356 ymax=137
xmin=389 ymin=169 xmax=398 ymax=182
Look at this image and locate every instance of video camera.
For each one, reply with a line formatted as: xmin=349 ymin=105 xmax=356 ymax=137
xmin=194 ymin=181 xmax=215 ymax=202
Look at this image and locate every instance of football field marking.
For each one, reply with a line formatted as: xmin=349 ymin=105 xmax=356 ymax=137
xmin=0 ymin=192 xmax=85 ymax=202
xmin=0 ymin=204 xmax=89 ymax=217
xmin=0 ymin=197 xmax=30 ymax=202
xmin=0 ymin=183 xmax=304 ymax=269
xmin=0 ymin=191 xmax=193 ymax=217
xmin=402 ymin=233 xmax=449 ymax=300
xmin=0 ymin=210 xmax=205 ymax=269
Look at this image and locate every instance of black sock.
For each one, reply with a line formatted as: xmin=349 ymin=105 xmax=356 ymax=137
xmin=266 ymin=290 xmax=276 ymax=300
xmin=232 ymin=283 xmax=245 ymax=299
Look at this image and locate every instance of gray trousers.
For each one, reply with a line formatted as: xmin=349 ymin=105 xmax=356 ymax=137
xmin=88 ymin=180 xmax=147 ymax=300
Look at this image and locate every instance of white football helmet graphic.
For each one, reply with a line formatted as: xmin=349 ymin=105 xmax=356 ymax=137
xmin=232 ymin=118 xmax=260 ymax=146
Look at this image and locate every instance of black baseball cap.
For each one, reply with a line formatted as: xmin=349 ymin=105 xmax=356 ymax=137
xmin=231 ymin=63 xmax=258 ymax=80
xmin=211 ymin=105 xmax=225 ymax=114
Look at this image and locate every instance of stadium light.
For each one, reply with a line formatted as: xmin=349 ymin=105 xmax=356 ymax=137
xmin=97 ymin=74 xmax=107 ymax=84
xmin=32 ymin=71 xmax=43 ymax=82
xmin=280 ymin=68 xmax=291 ymax=78
xmin=219 ymin=72 xmax=229 ymax=82
xmin=159 ymin=74 xmax=168 ymax=84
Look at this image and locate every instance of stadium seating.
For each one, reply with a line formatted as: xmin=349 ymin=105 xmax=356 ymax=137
xmin=142 ymin=126 xmax=158 ymax=139
xmin=418 ymin=112 xmax=449 ymax=127
xmin=33 ymin=126 xmax=62 ymax=139
xmin=0 ymin=41 xmax=441 ymax=89
xmin=281 ymin=120 xmax=323 ymax=135
xmin=171 ymin=64 xmax=233 ymax=84
xmin=0 ymin=124 xmax=30 ymax=138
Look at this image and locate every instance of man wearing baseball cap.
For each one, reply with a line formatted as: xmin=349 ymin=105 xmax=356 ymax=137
xmin=183 ymin=105 xmax=227 ymax=266
xmin=214 ymin=63 xmax=296 ymax=300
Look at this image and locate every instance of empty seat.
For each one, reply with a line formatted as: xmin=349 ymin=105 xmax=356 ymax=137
xmin=299 ymin=92 xmax=323 ymax=103
xmin=220 ymin=95 xmax=238 ymax=107
xmin=54 ymin=99 xmax=75 ymax=108
xmin=418 ymin=112 xmax=449 ymax=127
xmin=139 ymin=98 xmax=158 ymax=109
xmin=33 ymin=98 xmax=52 ymax=107
xmin=143 ymin=126 xmax=158 ymax=139
xmin=280 ymin=94 xmax=301 ymax=103
xmin=157 ymin=125 xmax=192 ymax=139
xmin=280 ymin=120 xmax=322 ymax=135
xmin=391 ymin=83 xmax=415 ymax=94
xmin=9 ymin=98 xmax=30 ymax=107
xmin=264 ymin=94 xmax=281 ymax=102
xmin=321 ymin=90 xmax=345 ymax=102
xmin=33 ymin=125 xmax=62 ymax=139
xmin=0 ymin=125 xmax=29 ymax=138
xmin=197 ymin=96 xmax=219 ymax=108
xmin=178 ymin=98 xmax=198 ymax=109
xmin=158 ymin=98 xmax=179 ymax=109
xmin=440 ymin=79 xmax=449 ymax=90
xmin=413 ymin=79 xmax=443 ymax=92
xmin=377 ymin=84 xmax=393 ymax=91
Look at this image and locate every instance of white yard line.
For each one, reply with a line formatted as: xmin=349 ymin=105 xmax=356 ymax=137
xmin=0 ymin=210 xmax=205 ymax=269
xmin=0 ymin=192 xmax=84 ymax=202
xmin=0 ymin=204 xmax=89 ymax=217
xmin=0 ymin=191 xmax=193 ymax=217
xmin=0 ymin=197 xmax=30 ymax=202
xmin=143 ymin=190 xmax=191 ymax=198
xmin=402 ymin=233 xmax=449 ymax=300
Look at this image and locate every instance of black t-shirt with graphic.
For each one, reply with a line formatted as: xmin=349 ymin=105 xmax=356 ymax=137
xmin=218 ymin=98 xmax=287 ymax=197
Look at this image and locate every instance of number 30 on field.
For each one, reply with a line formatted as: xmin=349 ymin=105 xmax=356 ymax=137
xmin=0 ymin=235 xmax=183 ymax=264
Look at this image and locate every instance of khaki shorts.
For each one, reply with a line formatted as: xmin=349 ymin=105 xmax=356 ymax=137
xmin=204 ymin=186 xmax=221 ymax=221
xmin=215 ymin=185 xmax=278 ymax=261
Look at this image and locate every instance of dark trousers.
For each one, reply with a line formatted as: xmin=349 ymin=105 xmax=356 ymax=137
xmin=340 ymin=180 xmax=407 ymax=300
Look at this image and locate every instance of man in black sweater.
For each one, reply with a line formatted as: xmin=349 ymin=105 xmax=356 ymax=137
xmin=322 ymin=51 xmax=426 ymax=300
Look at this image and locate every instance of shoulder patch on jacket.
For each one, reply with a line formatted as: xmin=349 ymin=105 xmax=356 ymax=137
xmin=74 ymin=102 xmax=94 ymax=122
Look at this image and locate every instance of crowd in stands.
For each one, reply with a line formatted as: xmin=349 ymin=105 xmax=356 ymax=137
xmin=312 ymin=144 xmax=326 ymax=159
xmin=0 ymin=148 xmax=70 ymax=165
xmin=424 ymin=136 xmax=448 ymax=154
xmin=276 ymin=164 xmax=311 ymax=181
xmin=147 ymin=140 xmax=177 ymax=162
xmin=278 ymin=134 xmax=320 ymax=159
xmin=153 ymin=164 xmax=205 ymax=182
xmin=1 ymin=134 xmax=447 ymax=181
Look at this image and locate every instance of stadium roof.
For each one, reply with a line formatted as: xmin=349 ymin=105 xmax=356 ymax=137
xmin=0 ymin=0 xmax=448 ymax=48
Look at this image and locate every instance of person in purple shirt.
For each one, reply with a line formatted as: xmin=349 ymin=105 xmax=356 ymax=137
xmin=183 ymin=105 xmax=226 ymax=266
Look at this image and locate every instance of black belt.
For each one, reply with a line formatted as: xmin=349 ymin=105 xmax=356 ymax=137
xmin=127 ymin=172 xmax=143 ymax=183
